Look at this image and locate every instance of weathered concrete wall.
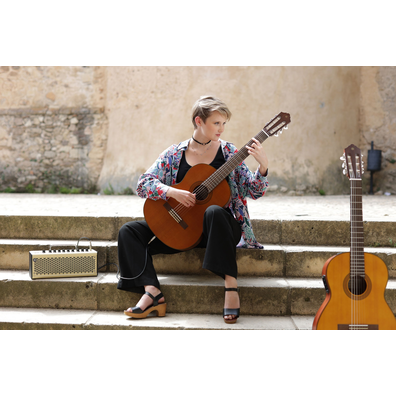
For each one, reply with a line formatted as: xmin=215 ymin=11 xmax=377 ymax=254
xmin=98 ymin=66 xmax=361 ymax=195
xmin=0 ymin=66 xmax=105 ymax=109
xmin=360 ymin=66 xmax=396 ymax=194
xmin=0 ymin=66 xmax=107 ymax=192
xmin=4 ymin=66 xmax=395 ymax=196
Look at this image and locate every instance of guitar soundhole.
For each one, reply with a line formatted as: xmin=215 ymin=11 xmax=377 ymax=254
xmin=348 ymin=276 xmax=367 ymax=296
xmin=193 ymin=185 xmax=209 ymax=201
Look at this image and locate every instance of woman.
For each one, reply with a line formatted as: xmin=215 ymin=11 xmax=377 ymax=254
xmin=117 ymin=96 xmax=269 ymax=324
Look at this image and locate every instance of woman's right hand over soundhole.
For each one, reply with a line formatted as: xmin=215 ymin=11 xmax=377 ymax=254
xmin=166 ymin=187 xmax=196 ymax=207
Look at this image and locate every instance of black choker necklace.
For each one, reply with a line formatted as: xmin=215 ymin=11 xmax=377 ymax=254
xmin=192 ymin=136 xmax=211 ymax=145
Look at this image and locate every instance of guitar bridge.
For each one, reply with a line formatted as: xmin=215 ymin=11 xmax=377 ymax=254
xmin=338 ymin=324 xmax=379 ymax=330
xmin=163 ymin=202 xmax=188 ymax=229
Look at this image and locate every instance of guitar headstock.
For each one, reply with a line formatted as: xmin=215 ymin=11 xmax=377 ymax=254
xmin=340 ymin=144 xmax=364 ymax=179
xmin=263 ymin=112 xmax=291 ymax=137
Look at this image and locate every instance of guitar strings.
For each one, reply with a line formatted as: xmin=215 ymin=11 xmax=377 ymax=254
xmin=350 ymin=179 xmax=364 ymax=329
xmin=352 ymin=180 xmax=357 ymax=327
xmin=171 ymin=145 xmax=251 ymax=218
xmin=165 ymin=121 xmax=286 ymax=228
xmin=168 ymin=129 xmax=270 ymax=219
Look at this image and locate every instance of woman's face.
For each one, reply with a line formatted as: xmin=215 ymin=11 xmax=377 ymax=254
xmin=196 ymin=111 xmax=227 ymax=141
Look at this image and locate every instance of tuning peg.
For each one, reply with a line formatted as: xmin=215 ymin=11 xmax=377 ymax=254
xmin=340 ymin=154 xmax=346 ymax=161
xmin=343 ymin=169 xmax=347 ymax=175
xmin=284 ymin=125 xmax=288 ymax=130
xmin=274 ymin=133 xmax=279 ymax=137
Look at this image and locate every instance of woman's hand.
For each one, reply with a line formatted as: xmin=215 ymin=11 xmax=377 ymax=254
xmin=166 ymin=187 xmax=196 ymax=207
xmin=246 ymin=137 xmax=268 ymax=176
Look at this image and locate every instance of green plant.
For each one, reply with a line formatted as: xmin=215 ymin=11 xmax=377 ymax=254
xmin=1 ymin=187 xmax=16 ymax=193
xmin=122 ymin=187 xmax=134 ymax=195
xmin=25 ymin=184 xmax=36 ymax=193
xmin=389 ymin=239 xmax=396 ymax=248
xmin=59 ymin=187 xmax=71 ymax=194
xmin=103 ymin=184 xmax=115 ymax=195
xmin=318 ymin=189 xmax=326 ymax=196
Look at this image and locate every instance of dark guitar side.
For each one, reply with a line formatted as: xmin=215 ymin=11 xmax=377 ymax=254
xmin=143 ymin=163 xmax=231 ymax=251
xmin=312 ymin=252 xmax=396 ymax=330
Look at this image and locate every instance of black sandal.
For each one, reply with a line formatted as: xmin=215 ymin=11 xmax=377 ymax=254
xmin=124 ymin=291 xmax=167 ymax=318
xmin=223 ymin=287 xmax=240 ymax=324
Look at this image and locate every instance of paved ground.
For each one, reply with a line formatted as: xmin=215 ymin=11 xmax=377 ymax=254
xmin=1 ymin=193 xmax=396 ymax=221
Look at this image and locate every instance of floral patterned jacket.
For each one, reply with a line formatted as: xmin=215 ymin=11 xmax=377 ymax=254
xmin=136 ymin=139 xmax=268 ymax=248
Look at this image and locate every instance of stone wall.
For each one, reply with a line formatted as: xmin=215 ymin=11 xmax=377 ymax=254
xmin=0 ymin=66 xmax=107 ymax=193
xmin=360 ymin=67 xmax=396 ymax=194
xmin=0 ymin=106 xmax=107 ymax=192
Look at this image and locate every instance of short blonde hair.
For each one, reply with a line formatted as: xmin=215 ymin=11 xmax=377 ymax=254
xmin=191 ymin=96 xmax=232 ymax=129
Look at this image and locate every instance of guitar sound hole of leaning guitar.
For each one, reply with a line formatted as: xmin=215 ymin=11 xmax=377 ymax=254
xmin=348 ymin=276 xmax=367 ymax=296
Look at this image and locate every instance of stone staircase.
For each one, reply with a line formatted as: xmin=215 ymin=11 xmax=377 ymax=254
xmin=1 ymin=194 xmax=396 ymax=330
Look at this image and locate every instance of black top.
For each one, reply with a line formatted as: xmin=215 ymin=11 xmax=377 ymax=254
xmin=176 ymin=145 xmax=225 ymax=183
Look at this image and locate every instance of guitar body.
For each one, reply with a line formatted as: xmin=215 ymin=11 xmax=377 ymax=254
xmin=144 ymin=163 xmax=231 ymax=251
xmin=313 ymin=252 xmax=396 ymax=330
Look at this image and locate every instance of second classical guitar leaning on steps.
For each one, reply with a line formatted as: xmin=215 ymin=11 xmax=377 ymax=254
xmin=144 ymin=112 xmax=291 ymax=251
xmin=313 ymin=144 xmax=396 ymax=330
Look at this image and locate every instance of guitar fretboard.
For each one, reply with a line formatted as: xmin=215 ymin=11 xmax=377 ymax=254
xmin=202 ymin=129 xmax=270 ymax=192
xmin=350 ymin=179 xmax=365 ymax=277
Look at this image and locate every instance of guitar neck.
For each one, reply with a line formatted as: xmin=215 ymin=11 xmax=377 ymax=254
xmin=202 ymin=129 xmax=270 ymax=192
xmin=350 ymin=179 xmax=365 ymax=277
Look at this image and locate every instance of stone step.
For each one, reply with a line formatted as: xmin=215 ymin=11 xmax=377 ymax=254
xmin=0 ymin=307 xmax=314 ymax=330
xmin=2 ymin=214 xmax=396 ymax=247
xmin=1 ymin=270 xmax=396 ymax=316
xmin=2 ymin=190 xmax=395 ymax=332
xmin=2 ymin=239 xmax=396 ymax=278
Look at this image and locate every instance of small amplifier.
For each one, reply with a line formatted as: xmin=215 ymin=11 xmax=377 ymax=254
xmin=29 ymin=238 xmax=97 ymax=280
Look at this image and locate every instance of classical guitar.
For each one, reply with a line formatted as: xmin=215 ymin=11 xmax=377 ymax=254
xmin=144 ymin=112 xmax=291 ymax=251
xmin=313 ymin=144 xmax=396 ymax=330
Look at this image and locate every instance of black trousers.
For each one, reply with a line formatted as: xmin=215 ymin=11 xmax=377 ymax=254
xmin=117 ymin=205 xmax=242 ymax=294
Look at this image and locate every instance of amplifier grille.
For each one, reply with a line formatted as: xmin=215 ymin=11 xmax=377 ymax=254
xmin=33 ymin=256 xmax=96 ymax=276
